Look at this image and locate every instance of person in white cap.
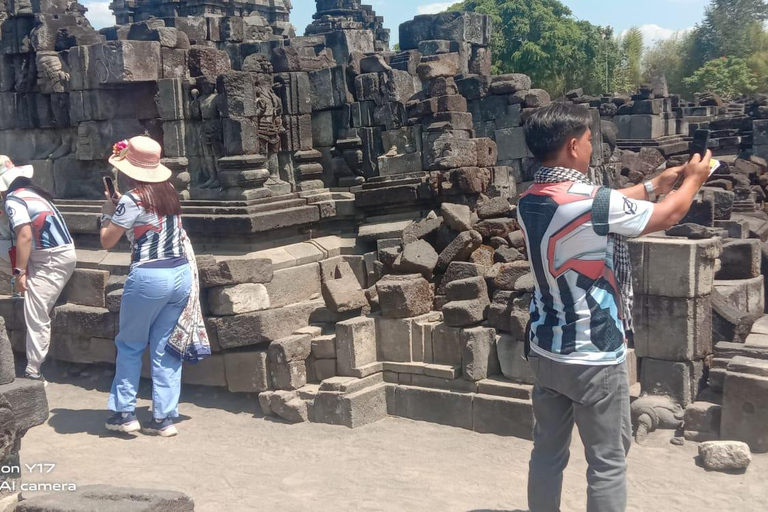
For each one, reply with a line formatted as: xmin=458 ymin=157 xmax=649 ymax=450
xmin=0 ymin=156 xmax=76 ymax=384
xmin=100 ymin=136 xmax=209 ymax=438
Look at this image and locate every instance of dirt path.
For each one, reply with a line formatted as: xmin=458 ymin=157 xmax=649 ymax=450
xmin=16 ymin=364 xmax=768 ymax=512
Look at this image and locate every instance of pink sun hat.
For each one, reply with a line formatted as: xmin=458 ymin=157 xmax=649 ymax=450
xmin=108 ymin=135 xmax=172 ymax=183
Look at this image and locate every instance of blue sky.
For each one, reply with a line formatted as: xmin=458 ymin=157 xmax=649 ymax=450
xmin=82 ymin=0 xmax=709 ymax=47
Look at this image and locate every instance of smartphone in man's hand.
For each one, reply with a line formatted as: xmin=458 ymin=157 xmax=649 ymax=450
xmin=690 ymin=129 xmax=720 ymax=177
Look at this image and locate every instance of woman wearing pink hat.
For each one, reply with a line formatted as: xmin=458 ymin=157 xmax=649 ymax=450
xmin=0 ymin=156 xmax=76 ymax=385
xmin=100 ymin=136 xmax=209 ymax=437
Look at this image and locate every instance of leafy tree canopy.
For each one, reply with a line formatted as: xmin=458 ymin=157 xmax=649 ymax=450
xmin=448 ymin=0 xmax=618 ymax=95
xmin=682 ymin=56 xmax=758 ymax=98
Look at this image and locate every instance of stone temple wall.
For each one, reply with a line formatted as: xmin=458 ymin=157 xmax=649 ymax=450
xmin=1 ymin=0 xmax=768 ymax=452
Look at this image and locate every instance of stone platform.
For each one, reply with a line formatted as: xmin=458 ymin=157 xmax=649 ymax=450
xmin=56 ymin=189 xmax=357 ymax=251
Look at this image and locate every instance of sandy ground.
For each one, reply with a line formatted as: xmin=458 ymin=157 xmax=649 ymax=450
xmin=14 ymin=362 xmax=768 ymax=512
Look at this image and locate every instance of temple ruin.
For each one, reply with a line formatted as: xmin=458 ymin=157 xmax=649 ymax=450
xmin=0 ymin=0 xmax=766 ymax=480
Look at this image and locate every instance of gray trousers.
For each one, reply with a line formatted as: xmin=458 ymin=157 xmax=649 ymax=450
xmin=527 ymin=354 xmax=632 ymax=512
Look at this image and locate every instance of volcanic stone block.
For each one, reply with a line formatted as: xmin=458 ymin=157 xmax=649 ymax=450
xmin=473 ymin=394 xmax=534 ymax=439
xmin=471 ymin=137 xmax=498 ymax=167
xmin=376 ymin=275 xmax=434 ymax=319
xmin=188 ymin=47 xmax=232 ymax=77
xmin=628 ymin=114 xmax=664 ymax=139
xmin=717 ymin=240 xmax=761 ymax=280
xmin=217 ymin=72 xmax=256 ymax=117
xmin=222 ymin=117 xmax=258 ymax=155
xmin=684 ymin=401 xmax=721 ymax=438
xmin=721 ymin=358 xmax=768 ymax=453
xmin=442 ymin=299 xmax=487 ymax=327
xmin=495 ymin=127 xmax=531 ymax=161
xmin=270 ymin=361 xmax=307 ymax=391
xmin=263 ymin=262 xmax=321 ymax=309
xmin=314 ymin=359 xmax=336 ymax=381
xmin=378 ymin=152 xmax=423 ymax=176
xmin=49 ymin=334 xmax=116 ymax=365
xmin=52 ymin=305 xmax=117 ymax=339
xmin=86 ymin=41 xmax=161 ymax=84
xmin=461 ymin=326 xmax=499 ymax=381
xmin=276 ymin=72 xmax=312 ymax=116
xmin=491 ymin=261 xmax=531 ymax=291
xmin=475 ymin=218 xmax=516 ymax=239
xmin=182 ymin=354 xmax=226 ymax=387
xmin=511 ymin=89 xmax=551 ymax=108
xmin=210 ymin=300 xmax=323 ymax=349
xmin=423 ymin=132 xmax=477 ymax=170
xmin=223 ymin=349 xmax=269 ymax=393
xmin=267 ymin=334 xmax=312 ymax=365
xmin=156 ymin=78 xmax=191 ymax=121
xmin=336 ymin=316 xmax=377 ymax=376
xmin=446 ymin=276 xmax=489 ymax=302
xmin=14 ymin=485 xmax=194 ymax=512
xmin=322 ymin=261 xmax=368 ymax=313
xmin=490 ymin=74 xmax=531 ymax=94
xmin=270 ymin=390 xmax=308 ymax=422
xmin=715 ymin=276 xmax=765 ymax=315
xmin=309 ymin=66 xmax=349 ymax=111
xmin=393 ymin=385 xmax=473 ymax=429
xmin=197 ymin=255 xmax=273 ymax=288
xmin=377 ymin=315 xmax=422 ymax=362
xmin=282 ymin=113 xmax=314 ymax=152
xmin=209 ymin=283 xmax=270 ymax=316
xmin=432 ymin=323 xmax=463 ymax=365
xmin=441 ymin=203 xmax=472 ymax=232
xmin=437 ymin=262 xmax=486 ymax=295
xmin=398 ymin=240 xmax=439 ymax=277
xmin=633 ymin=294 xmax=712 ymax=361
xmin=61 ymin=268 xmax=109 ymax=308
xmin=487 ymin=291 xmax=514 ymax=333
xmin=497 ymin=334 xmax=534 ymax=384
xmin=312 ymin=382 xmax=387 ymax=428
xmin=477 ymin=197 xmax=511 ymax=220
xmin=312 ymin=335 xmax=337 ymax=359
xmin=437 ymin=230 xmax=483 ymax=271
xmin=174 ymin=16 xmax=207 ymax=44
xmin=628 ymin=237 xmax=719 ymax=298
xmin=417 ymin=53 xmax=460 ymax=81
xmin=640 ymin=358 xmax=703 ymax=407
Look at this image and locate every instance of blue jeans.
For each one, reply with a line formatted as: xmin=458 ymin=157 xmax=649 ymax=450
xmin=108 ymin=264 xmax=191 ymax=419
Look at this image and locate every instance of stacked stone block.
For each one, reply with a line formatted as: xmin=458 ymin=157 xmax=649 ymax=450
xmin=629 ymin=237 xmax=721 ymax=407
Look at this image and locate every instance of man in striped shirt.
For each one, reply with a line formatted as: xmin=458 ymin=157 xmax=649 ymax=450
xmin=518 ymin=103 xmax=712 ymax=512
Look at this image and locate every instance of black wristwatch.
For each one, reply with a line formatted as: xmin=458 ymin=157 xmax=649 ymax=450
xmin=12 ymin=268 xmax=25 ymax=276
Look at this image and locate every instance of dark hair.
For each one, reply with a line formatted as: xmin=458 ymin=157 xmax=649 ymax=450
xmin=126 ymin=178 xmax=181 ymax=217
xmin=7 ymin=177 xmax=54 ymax=203
xmin=524 ymin=103 xmax=593 ymax=161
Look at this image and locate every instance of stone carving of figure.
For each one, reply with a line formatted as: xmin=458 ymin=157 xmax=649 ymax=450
xmin=190 ymin=79 xmax=224 ymax=189
xmin=253 ymin=74 xmax=283 ymax=158
xmin=36 ymin=52 xmax=69 ymax=93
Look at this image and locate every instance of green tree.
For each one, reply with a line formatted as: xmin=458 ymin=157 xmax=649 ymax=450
xmin=621 ymin=27 xmax=644 ymax=88
xmin=682 ymin=56 xmax=758 ymax=98
xmin=692 ymin=0 xmax=768 ymax=66
xmin=448 ymin=0 xmax=618 ymax=95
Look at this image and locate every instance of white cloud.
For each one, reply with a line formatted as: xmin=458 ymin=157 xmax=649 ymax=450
xmin=417 ymin=2 xmax=453 ymax=15
xmin=622 ymin=24 xmax=694 ymax=45
xmin=82 ymin=1 xmax=115 ymax=30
